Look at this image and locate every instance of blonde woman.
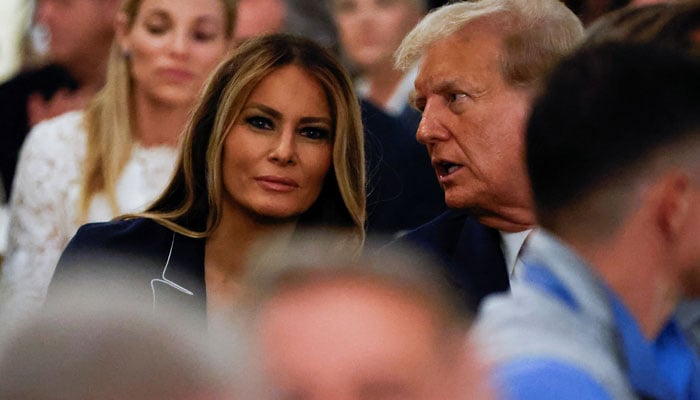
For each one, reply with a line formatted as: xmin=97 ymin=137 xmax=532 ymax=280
xmin=1 ymin=0 xmax=237 ymax=322
xmin=51 ymin=34 xmax=365 ymax=325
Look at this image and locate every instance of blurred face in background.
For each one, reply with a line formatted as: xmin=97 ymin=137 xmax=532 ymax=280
xmin=233 ymin=0 xmax=286 ymax=47
xmin=34 ymin=0 xmax=118 ymax=66
xmin=333 ymin=0 xmax=424 ymax=73
xmin=117 ymin=0 xmax=231 ymax=108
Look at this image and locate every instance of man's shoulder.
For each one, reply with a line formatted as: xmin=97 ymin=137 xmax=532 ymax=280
xmin=493 ymin=357 xmax=613 ymax=400
xmin=0 ymin=64 xmax=77 ymax=98
xmin=401 ymin=209 xmax=487 ymax=245
xmin=474 ymin=284 xmax=632 ymax=399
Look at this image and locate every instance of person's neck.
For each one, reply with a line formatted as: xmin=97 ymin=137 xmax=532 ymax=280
xmin=363 ymin=63 xmax=405 ymax=110
xmin=206 ymin=205 xmax=297 ymax=288
xmin=204 ymin=206 xmax=296 ymax=322
xmin=567 ymin=229 xmax=679 ymax=340
xmin=475 ymin=197 xmax=536 ymax=232
xmin=132 ymin=92 xmax=191 ymax=147
xmin=65 ymin=52 xmax=110 ymax=96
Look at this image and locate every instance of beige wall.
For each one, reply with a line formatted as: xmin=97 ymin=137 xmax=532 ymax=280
xmin=0 ymin=0 xmax=33 ymax=83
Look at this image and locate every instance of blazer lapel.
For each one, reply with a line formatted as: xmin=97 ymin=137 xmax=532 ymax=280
xmin=452 ymin=217 xmax=510 ymax=307
xmin=150 ymin=232 xmax=207 ymax=319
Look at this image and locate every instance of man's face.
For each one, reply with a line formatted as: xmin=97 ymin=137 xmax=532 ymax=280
xmin=412 ymin=20 xmax=532 ymax=221
xmin=34 ymin=0 xmax=116 ymax=66
xmin=255 ymin=279 xmax=471 ymax=400
xmin=232 ymin=0 xmax=285 ymax=47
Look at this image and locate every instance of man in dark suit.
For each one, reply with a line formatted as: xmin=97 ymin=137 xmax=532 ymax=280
xmin=0 ymin=0 xmax=119 ymax=198
xmin=392 ymin=0 xmax=584 ymax=310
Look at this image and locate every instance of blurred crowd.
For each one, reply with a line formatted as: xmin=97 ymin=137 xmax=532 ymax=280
xmin=0 ymin=0 xmax=699 ymax=399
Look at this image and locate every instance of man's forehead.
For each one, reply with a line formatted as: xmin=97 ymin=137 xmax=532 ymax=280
xmin=414 ymin=35 xmax=503 ymax=91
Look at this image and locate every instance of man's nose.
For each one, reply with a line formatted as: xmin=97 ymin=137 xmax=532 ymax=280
xmin=416 ymin=101 xmax=450 ymax=144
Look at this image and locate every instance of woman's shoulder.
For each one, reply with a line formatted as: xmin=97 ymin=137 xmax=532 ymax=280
xmin=53 ymin=218 xmax=176 ymax=285
xmin=21 ymin=110 xmax=87 ymax=159
xmin=70 ymin=217 xmax=173 ymax=249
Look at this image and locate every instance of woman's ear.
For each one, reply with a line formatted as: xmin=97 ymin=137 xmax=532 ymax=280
xmin=115 ymin=12 xmax=131 ymax=56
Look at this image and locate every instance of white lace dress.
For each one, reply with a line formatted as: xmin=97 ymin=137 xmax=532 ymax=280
xmin=0 ymin=111 xmax=177 ymax=324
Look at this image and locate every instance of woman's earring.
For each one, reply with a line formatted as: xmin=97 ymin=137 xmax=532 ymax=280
xmin=122 ymin=48 xmax=132 ymax=60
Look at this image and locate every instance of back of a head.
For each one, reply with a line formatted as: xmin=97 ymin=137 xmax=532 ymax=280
xmin=0 ymin=288 xmax=235 ymax=400
xmin=585 ymin=0 xmax=700 ymax=57
xmin=241 ymin=231 xmax=467 ymax=330
xmin=395 ymin=0 xmax=584 ymax=87
xmin=232 ymin=232 xmax=474 ymax=399
xmin=527 ymin=42 xmax=700 ymax=235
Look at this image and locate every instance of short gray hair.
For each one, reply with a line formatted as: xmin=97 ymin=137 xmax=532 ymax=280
xmin=395 ymin=0 xmax=584 ymax=88
xmin=240 ymin=231 xmax=467 ymax=328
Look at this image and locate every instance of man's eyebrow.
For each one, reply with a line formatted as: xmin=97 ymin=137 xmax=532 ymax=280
xmin=434 ymin=79 xmax=462 ymax=94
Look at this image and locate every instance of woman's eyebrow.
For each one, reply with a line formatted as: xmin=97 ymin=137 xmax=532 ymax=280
xmin=247 ymin=103 xmax=331 ymax=125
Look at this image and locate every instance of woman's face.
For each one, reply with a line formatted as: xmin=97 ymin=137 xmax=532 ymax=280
xmin=333 ymin=0 xmax=424 ymax=72
xmin=119 ymin=0 xmax=230 ymax=107
xmin=220 ymin=65 xmax=334 ymax=221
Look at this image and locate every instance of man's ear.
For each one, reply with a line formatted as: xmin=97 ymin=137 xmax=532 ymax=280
xmin=655 ymin=172 xmax=691 ymax=241
xmin=115 ymin=12 xmax=130 ymax=55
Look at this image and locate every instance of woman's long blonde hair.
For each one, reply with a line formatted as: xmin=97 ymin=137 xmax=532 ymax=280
xmin=78 ymin=0 xmax=238 ymax=222
xmin=134 ymin=34 xmax=366 ymax=246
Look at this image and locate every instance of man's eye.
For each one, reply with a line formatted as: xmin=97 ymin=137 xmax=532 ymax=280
xmin=413 ymin=99 xmax=426 ymax=113
xmin=247 ymin=116 xmax=273 ymax=130
xmin=449 ymin=93 xmax=468 ymax=103
xmin=300 ymin=127 xmax=330 ymax=140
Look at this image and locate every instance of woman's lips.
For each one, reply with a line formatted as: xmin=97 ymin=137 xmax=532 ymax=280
xmin=159 ymin=67 xmax=195 ymax=81
xmin=255 ymin=176 xmax=299 ymax=192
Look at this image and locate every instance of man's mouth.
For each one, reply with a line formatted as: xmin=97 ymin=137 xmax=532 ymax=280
xmin=435 ymin=161 xmax=462 ymax=177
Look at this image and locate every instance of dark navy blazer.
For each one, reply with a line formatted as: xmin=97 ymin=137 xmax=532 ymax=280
xmin=50 ymin=218 xmax=207 ymax=321
xmin=399 ymin=209 xmax=510 ymax=311
xmin=362 ymin=99 xmax=446 ymax=235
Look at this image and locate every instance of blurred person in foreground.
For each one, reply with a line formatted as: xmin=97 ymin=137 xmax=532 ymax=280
xmin=0 ymin=0 xmax=122 ymax=199
xmin=0 ymin=285 xmax=236 ymax=399
xmin=0 ymin=0 xmax=237 ymax=327
xmin=585 ymin=0 xmax=700 ymax=55
xmin=473 ymin=42 xmax=700 ymax=400
xmin=392 ymin=0 xmax=583 ymax=310
xmin=49 ymin=34 xmax=365 ymax=329
xmin=233 ymin=233 xmax=493 ymax=399
xmin=584 ymin=0 xmax=700 ymax=356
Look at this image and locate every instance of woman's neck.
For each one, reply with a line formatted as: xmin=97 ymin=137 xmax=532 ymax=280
xmin=132 ymin=91 xmax=192 ymax=147
xmin=204 ymin=206 xmax=296 ymax=319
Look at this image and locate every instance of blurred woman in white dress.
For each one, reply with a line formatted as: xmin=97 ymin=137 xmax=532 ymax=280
xmin=0 ymin=0 xmax=236 ymax=324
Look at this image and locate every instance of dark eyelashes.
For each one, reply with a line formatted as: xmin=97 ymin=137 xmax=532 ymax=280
xmin=246 ymin=116 xmax=330 ymax=140
xmin=246 ymin=116 xmax=273 ymax=130
xmin=301 ymin=127 xmax=330 ymax=140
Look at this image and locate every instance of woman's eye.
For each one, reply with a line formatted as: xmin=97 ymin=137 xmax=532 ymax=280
xmin=375 ymin=0 xmax=398 ymax=8
xmin=145 ymin=23 xmax=168 ymax=35
xmin=193 ymin=30 xmax=217 ymax=42
xmin=334 ymin=0 xmax=356 ymax=13
xmin=247 ymin=116 xmax=273 ymax=130
xmin=300 ymin=127 xmax=330 ymax=140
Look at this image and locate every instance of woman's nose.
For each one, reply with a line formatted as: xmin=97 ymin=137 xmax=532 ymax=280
xmin=268 ymin=131 xmax=297 ymax=165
